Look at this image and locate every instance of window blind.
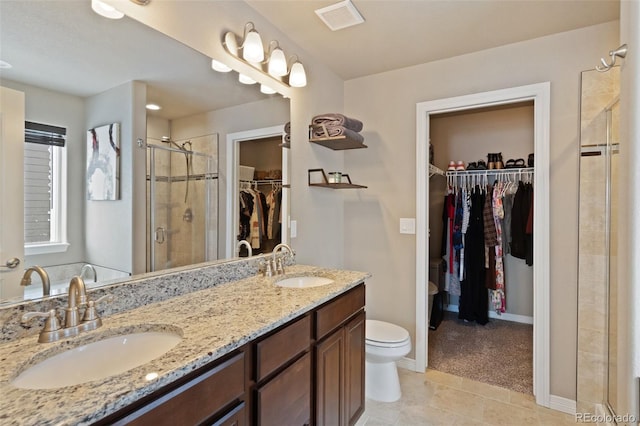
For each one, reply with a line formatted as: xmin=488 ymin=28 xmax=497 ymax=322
xmin=24 ymin=121 xmax=66 ymax=244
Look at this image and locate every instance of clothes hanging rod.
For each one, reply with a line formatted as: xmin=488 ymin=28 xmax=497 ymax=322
xmin=445 ymin=167 xmax=534 ymax=176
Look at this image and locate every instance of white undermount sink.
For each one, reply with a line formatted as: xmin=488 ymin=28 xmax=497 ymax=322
xmin=12 ymin=331 xmax=182 ymax=390
xmin=275 ymin=276 xmax=334 ymax=288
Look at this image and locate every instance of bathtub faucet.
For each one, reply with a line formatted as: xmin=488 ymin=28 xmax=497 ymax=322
xmin=80 ymin=263 xmax=98 ymax=283
xmin=237 ymin=240 xmax=253 ymax=257
xmin=20 ymin=266 xmax=51 ymax=296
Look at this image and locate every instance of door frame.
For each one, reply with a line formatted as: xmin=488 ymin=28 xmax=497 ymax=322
xmin=415 ymin=82 xmax=551 ymax=406
xmin=225 ymin=125 xmax=289 ymax=258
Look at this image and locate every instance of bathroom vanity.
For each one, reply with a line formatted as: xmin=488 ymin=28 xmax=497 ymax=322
xmin=0 ymin=262 xmax=368 ymax=425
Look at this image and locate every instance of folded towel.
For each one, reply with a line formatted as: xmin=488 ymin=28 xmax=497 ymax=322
xmin=284 ymin=122 xmax=291 ymax=134
xmin=311 ymin=125 xmax=364 ymax=144
xmin=312 ymin=113 xmax=363 ymax=132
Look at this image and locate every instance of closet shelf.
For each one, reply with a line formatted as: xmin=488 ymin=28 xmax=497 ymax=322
xmin=429 ymin=164 xmax=445 ymax=177
xmin=308 ymin=168 xmax=367 ymax=189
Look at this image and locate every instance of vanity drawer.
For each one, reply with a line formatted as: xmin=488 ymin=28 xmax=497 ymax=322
xmin=256 ymin=314 xmax=311 ymax=382
xmin=111 ymin=351 xmax=245 ymax=426
xmin=315 ymin=284 xmax=365 ymax=340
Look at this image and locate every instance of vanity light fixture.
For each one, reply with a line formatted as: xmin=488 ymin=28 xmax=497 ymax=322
xmin=145 ymin=103 xmax=161 ymax=111
xmin=238 ymin=74 xmax=257 ymax=85
xmin=241 ymin=22 xmax=264 ymax=63
xmin=267 ymin=41 xmax=287 ymax=77
xmin=91 ymin=0 xmax=124 ymax=19
xmin=288 ymin=56 xmax=307 ymax=88
xmin=211 ymin=59 xmax=232 ymax=73
xmin=220 ymin=22 xmax=307 ymax=89
xmin=260 ymin=84 xmax=276 ymax=95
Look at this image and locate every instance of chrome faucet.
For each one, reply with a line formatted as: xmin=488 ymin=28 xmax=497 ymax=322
xmin=80 ymin=263 xmax=98 ymax=283
xmin=21 ymin=276 xmax=112 ymax=343
xmin=237 ymin=240 xmax=253 ymax=257
xmin=20 ymin=266 xmax=51 ymax=296
xmin=271 ymin=243 xmax=295 ymax=275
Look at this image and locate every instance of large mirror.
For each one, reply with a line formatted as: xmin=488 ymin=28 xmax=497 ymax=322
xmin=0 ymin=1 xmax=290 ymax=303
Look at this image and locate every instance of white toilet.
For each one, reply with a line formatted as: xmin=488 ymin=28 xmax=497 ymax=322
xmin=365 ymin=319 xmax=412 ymax=402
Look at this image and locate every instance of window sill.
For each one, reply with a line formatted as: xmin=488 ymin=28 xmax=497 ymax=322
xmin=25 ymin=242 xmax=70 ymax=256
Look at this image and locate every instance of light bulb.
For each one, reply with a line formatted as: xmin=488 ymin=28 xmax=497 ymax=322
xmin=211 ymin=59 xmax=232 ymax=73
xmin=242 ymin=30 xmax=264 ymax=63
xmin=91 ymin=0 xmax=124 ymax=19
xmin=268 ymin=48 xmax=287 ymax=77
xmin=238 ymin=74 xmax=257 ymax=85
xmin=260 ymin=84 xmax=276 ymax=94
xmin=289 ymin=61 xmax=307 ymax=87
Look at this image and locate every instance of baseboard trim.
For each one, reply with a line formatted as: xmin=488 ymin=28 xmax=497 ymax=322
xmin=444 ymin=305 xmax=534 ymax=325
xmin=396 ymin=357 xmax=416 ymax=372
xmin=549 ymin=395 xmax=577 ymax=415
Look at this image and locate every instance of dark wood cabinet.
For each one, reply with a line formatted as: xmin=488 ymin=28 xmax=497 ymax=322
xmin=101 ymin=351 xmax=246 ymax=426
xmin=314 ymin=286 xmax=366 ymax=426
xmin=256 ymin=352 xmax=311 ymax=425
xmin=95 ymin=284 xmax=365 ymax=426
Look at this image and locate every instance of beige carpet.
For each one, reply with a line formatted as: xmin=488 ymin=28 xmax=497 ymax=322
xmin=428 ymin=311 xmax=533 ymax=394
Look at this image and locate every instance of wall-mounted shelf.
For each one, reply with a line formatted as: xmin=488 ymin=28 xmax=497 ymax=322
xmin=308 ymin=125 xmax=367 ymax=150
xmin=309 ymin=136 xmax=367 ymax=150
xmin=308 ymin=169 xmax=367 ymax=189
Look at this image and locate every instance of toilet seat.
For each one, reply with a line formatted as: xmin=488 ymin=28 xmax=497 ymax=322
xmin=366 ymin=320 xmax=410 ymax=348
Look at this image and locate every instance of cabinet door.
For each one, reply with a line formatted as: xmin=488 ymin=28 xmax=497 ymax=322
xmin=256 ymin=352 xmax=311 ymax=426
xmin=344 ymin=311 xmax=365 ymax=426
xmin=315 ymin=329 xmax=344 ymax=426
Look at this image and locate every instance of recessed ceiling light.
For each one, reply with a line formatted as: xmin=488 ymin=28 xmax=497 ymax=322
xmin=146 ymin=103 xmax=161 ymax=111
xmin=91 ymin=0 xmax=125 ymax=19
xmin=0 ymin=60 xmax=12 ymax=69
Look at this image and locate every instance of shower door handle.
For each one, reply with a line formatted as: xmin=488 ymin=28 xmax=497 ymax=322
xmin=0 ymin=257 xmax=20 ymax=271
xmin=155 ymin=227 xmax=166 ymax=244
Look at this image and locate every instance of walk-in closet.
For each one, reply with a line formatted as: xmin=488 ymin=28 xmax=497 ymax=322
xmin=427 ymin=102 xmax=535 ymax=394
xmin=238 ymin=136 xmax=283 ymax=256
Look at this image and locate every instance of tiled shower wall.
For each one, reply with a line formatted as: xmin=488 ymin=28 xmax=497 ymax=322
xmin=576 ymin=68 xmax=619 ymax=415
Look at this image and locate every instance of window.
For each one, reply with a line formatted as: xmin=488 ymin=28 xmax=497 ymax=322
xmin=24 ymin=121 xmax=68 ymax=254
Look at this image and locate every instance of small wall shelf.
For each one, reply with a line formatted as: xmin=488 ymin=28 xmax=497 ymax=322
xmin=308 ymin=125 xmax=367 ymax=150
xmin=308 ymin=169 xmax=367 ymax=189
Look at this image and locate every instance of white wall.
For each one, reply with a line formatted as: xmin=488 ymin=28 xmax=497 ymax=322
xmin=1 ymin=80 xmax=86 ymax=267
xmin=618 ymin=0 xmax=640 ymax=421
xmin=343 ymin=21 xmax=620 ymax=400
xmin=85 ymin=81 xmax=146 ymax=274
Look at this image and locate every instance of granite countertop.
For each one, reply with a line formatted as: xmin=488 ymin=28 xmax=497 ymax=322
xmin=0 ymin=265 xmax=369 ymax=426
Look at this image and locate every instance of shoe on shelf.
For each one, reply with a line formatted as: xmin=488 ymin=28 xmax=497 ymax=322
xmin=456 ymin=161 xmax=466 ymax=171
xmin=467 ymin=162 xmax=478 ymax=170
xmin=528 ymin=153 xmax=534 ymax=167
xmin=505 ymin=159 xmax=516 ymax=169
xmin=447 ymin=160 xmax=456 ymax=171
xmin=476 ymin=160 xmax=487 ymax=170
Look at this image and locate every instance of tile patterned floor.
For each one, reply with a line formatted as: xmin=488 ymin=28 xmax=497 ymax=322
xmin=355 ymin=369 xmax=577 ymax=425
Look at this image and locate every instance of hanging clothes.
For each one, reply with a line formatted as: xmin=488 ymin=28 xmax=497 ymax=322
xmin=458 ymin=186 xmax=489 ymax=325
xmin=510 ymin=182 xmax=532 ymax=261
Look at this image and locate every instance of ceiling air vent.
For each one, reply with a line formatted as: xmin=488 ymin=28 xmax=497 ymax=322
xmin=315 ymin=0 xmax=365 ymax=31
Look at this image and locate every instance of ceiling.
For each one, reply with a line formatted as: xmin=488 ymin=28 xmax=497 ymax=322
xmin=247 ymin=0 xmax=620 ymax=80
xmin=0 ymin=0 xmax=620 ymax=119
xmin=0 ymin=0 xmax=270 ymax=120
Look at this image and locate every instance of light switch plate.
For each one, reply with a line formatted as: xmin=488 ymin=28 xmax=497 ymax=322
xmin=400 ymin=218 xmax=416 ymax=234
xmin=290 ymin=220 xmax=297 ymax=238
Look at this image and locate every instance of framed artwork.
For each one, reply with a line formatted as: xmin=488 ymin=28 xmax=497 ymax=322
xmin=87 ymin=123 xmax=120 ymax=200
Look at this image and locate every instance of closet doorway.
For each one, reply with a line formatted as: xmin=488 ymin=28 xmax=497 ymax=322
xmin=226 ymin=125 xmax=289 ymax=258
xmin=415 ymin=83 xmax=551 ymax=407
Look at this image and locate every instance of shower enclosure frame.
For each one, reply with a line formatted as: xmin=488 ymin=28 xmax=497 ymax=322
xmin=147 ymin=143 xmax=218 ymax=272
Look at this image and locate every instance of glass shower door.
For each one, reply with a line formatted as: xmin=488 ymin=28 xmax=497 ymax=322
xmin=147 ymin=137 xmax=218 ymax=273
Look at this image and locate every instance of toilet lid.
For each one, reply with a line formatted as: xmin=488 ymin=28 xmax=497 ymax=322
xmin=366 ymin=320 xmax=409 ymax=344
